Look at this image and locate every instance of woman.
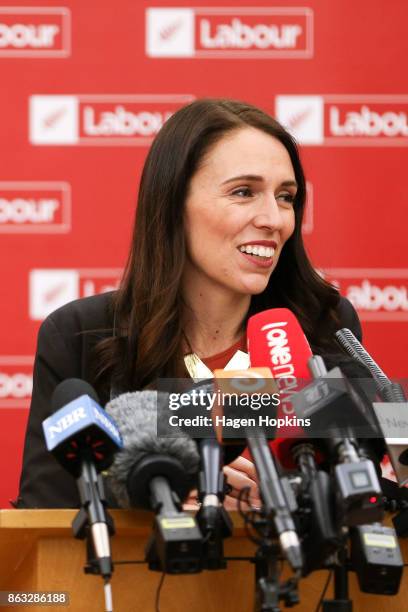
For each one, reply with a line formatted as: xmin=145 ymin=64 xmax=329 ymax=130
xmin=17 ymin=98 xmax=362 ymax=508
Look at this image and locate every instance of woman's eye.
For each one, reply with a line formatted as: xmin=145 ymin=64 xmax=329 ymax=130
xmin=231 ymin=186 xmax=253 ymax=198
xmin=277 ymin=192 xmax=296 ymax=205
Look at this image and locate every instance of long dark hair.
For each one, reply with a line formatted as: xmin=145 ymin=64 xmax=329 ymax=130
xmin=93 ymin=98 xmax=340 ymax=393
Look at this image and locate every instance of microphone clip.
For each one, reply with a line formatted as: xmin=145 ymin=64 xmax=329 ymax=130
xmin=72 ymin=471 xmax=115 ymax=578
xmin=253 ymin=542 xmax=300 ymax=612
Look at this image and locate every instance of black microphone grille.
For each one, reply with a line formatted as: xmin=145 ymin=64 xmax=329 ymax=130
xmin=51 ymin=378 xmax=100 ymax=412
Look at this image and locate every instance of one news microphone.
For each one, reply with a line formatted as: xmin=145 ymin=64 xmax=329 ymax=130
xmin=247 ymin=309 xmax=337 ymax=571
xmin=43 ymin=379 xmax=123 ymax=580
xmin=336 ymin=328 xmax=408 ymax=487
xmin=105 ymin=391 xmax=203 ymax=574
xmin=247 ymin=307 xmax=313 ymax=468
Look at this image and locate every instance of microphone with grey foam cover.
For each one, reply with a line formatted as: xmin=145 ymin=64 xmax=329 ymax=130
xmin=105 ymin=391 xmax=200 ymax=510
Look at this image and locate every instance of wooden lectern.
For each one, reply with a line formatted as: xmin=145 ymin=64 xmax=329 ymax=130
xmin=0 ymin=510 xmax=406 ymax=611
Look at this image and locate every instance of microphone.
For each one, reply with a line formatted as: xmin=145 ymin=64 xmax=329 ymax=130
xmin=246 ymin=429 xmax=303 ymax=571
xmin=214 ymin=366 xmax=303 ymax=571
xmin=247 ymin=308 xmax=314 ymax=468
xmin=43 ymin=378 xmax=123 ymax=580
xmin=292 ymin=442 xmax=340 ymax=575
xmin=196 ymin=437 xmax=233 ymax=569
xmin=198 ymin=438 xmax=223 ymax=512
xmin=335 ymin=328 xmax=406 ymax=402
xmin=246 ymin=309 xmax=336 ymax=571
xmin=336 ymin=328 xmax=408 ymax=487
xmin=105 ymin=391 xmax=203 ymax=574
xmin=238 ymin=344 xmax=338 ymax=572
xmin=245 ymin=309 xmax=381 ymax=548
xmin=292 ymin=356 xmax=384 ymax=526
xmin=330 ymin=328 xmax=408 ymax=595
xmin=248 ymin=309 xmax=384 ymax=524
xmin=247 ymin=310 xmax=382 ymax=466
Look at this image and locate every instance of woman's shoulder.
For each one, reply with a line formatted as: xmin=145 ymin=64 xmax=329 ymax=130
xmin=336 ymin=295 xmax=362 ymax=341
xmin=42 ymin=291 xmax=116 ymax=336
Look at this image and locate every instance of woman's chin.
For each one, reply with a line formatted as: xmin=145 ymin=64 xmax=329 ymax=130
xmin=237 ymin=279 xmax=270 ymax=296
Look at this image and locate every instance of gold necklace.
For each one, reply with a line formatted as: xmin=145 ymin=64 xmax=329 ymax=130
xmin=184 ymin=350 xmax=250 ymax=381
xmin=182 ymin=329 xmax=250 ymax=379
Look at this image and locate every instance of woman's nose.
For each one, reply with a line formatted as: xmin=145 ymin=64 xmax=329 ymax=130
xmin=252 ymin=196 xmax=284 ymax=231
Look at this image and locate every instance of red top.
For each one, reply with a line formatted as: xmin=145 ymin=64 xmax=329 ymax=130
xmin=201 ymin=335 xmax=247 ymax=371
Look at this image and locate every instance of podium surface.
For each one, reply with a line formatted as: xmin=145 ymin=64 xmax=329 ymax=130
xmin=0 ymin=509 xmax=406 ymax=611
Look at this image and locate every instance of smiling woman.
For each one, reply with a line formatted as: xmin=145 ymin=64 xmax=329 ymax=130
xmin=17 ymin=98 xmax=363 ymax=508
xmin=182 ymin=128 xmax=296 ymax=355
xmin=104 ymin=98 xmax=353 ymax=389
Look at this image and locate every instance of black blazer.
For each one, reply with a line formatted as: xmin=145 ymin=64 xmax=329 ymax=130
xmin=16 ymin=291 xmax=362 ymax=509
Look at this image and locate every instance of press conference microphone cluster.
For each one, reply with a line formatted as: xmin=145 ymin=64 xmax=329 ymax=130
xmin=335 ymin=327 xmax=408 ymax=543
xmin=336 ymin=327 xmax=408 ymax=488
xmin=249 ymin=308 xmax=384 ymax=527
xmin=332 ymin=327 xmax=405 ymax=593
xmin=245 ymin=307 xmax=403 ymax=597
xmin=246 ymin=309 xmax=332 ymax=575
xmin=40 ymin=312 xmax=405 ymax=608
xmin=105 ymin=390 xmax=203 ymax=574
xmin=248 ymin=308 xmax=347 ymax=575
xmin=293 ymin=354 xmax=384 ymax=527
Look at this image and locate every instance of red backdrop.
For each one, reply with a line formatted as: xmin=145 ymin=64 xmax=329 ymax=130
xmin=1 ymin=0 xmax=407 ymax=507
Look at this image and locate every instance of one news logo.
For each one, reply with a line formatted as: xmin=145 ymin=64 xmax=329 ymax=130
xmin=146 ymin=7 xmax=313 ymax=58
xmin=0 ymin=7 xmax=70 ymax=57
xmin=0 ymin=182 xmax=71 ymax=233
xmin=323 ymin=269 xmax=408 ymax=321
xmin=29 ymin=94 xmax=194 ymax=146
xmin=0 ymin=356 xmax=33 ymax=409
xmin=29 ymin=268 xmax=122 ymax=320
xmin=275 ymin=95 xmax=408 ymax=146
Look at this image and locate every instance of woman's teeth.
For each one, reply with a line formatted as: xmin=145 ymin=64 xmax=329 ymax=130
xmin=239 ymin=245 xmax=275 ymax=258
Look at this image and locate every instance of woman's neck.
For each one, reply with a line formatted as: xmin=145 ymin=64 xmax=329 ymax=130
xmin=182 ymin=287 xmax=250 ymax=358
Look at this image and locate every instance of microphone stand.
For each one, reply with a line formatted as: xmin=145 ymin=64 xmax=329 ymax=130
xmin=307 ymin=355 xmax=352 ymax=611
xmin=242 ymin=434 xmax=300 ymax=611
xmin=71 ymin=464 xmax=115 ymax=578
xmin=322 ymin=546 xmax=352 ymax=612
xmin=253 ymin=537 xmax=299 ymax=612
xmin=196 ymin=438 xmax=233 ymax=570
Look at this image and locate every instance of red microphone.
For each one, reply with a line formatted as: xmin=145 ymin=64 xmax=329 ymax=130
xmin=246 ymin=308 xmax=314 ymax=469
